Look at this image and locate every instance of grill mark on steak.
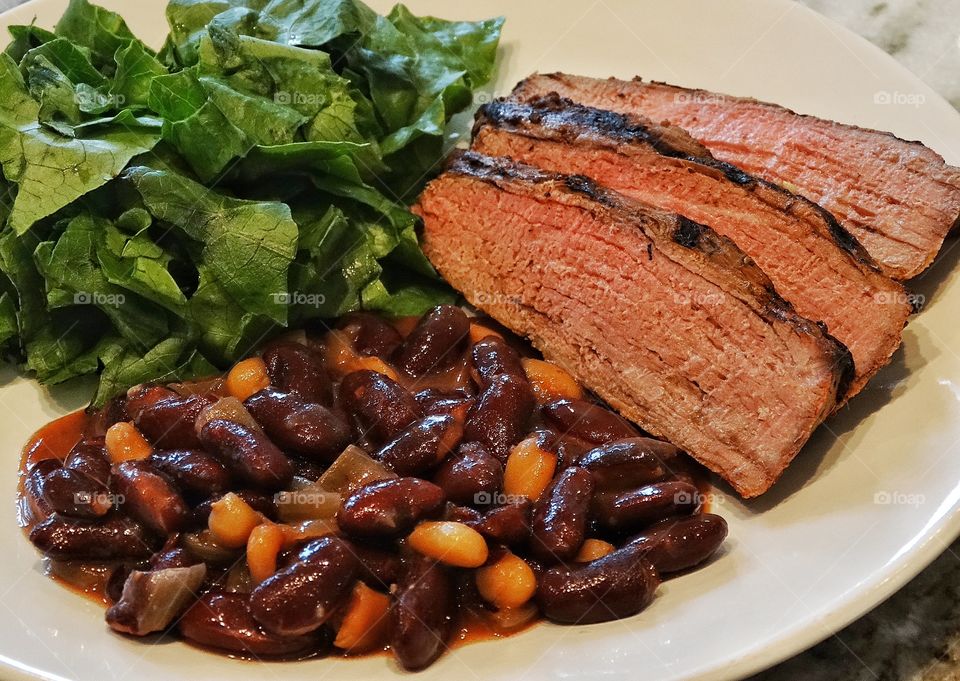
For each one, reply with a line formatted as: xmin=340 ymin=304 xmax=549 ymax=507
xmin=416 ymin=152 xmax=853 ymax=497
xmin=472 ymin=97 xmax=910 ymax=399
xmin=511 ymin=73 xmax=960 ymax=280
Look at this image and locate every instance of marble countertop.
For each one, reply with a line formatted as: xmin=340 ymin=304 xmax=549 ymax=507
xmin=0 ymin=0 xmax=959 ymax=679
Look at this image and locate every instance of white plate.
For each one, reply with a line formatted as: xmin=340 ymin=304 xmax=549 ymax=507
xmin=2 ymin=0 xmax=960 ymax=680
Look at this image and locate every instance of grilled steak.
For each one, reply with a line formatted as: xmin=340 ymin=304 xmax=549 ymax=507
xmin=472 ymin=96 xmax=910 ymax=400
xmin=512 ymin=73 xmax=960 ymax=280
xmin=415 ymin=152 xmax=853 ymax=498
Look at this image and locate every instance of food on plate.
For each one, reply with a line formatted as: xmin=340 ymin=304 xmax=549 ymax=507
xmin=0 ymin=0 xmax=503 ymax=406
xmin=416 ymin=152 xmax=852 ymax=497
xmin=20 ymin=308 xmax=727 ymax=669
xmin=511 ymin=73 xmax=960 ymax=280
xmin=471 ymin=95 xmax=911 ymax=399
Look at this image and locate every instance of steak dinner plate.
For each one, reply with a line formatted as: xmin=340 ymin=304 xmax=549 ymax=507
xmin=1 ymin=0 xmax=960 ymax=680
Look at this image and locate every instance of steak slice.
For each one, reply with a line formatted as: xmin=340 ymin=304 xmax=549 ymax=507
xmin=415 ymin=152 xmax=853 ymax=498
xmin=472 ymin=96 xmax=910 ymax=400
xmin=512 ymin=73 xmax=960 ymax=280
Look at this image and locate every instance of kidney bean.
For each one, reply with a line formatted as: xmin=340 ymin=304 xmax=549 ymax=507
xmin=124 ymin=384 xmax=178 ymax=421
xmin=339 ymin=370 xmax=421 ymax=445
xmin=337 ymin=478 xmax=445 ymax=540
xmin=113 ymin=461 xmax=191 ymax=534
xmin=136 ymin=394 xmax=213 ymax=449
xmin=432 ymin=442 xmax=503 ymax=507
xmin=352 ymin=543 xmax=403 ymax=589
xmin=83 ymin=396 xmax=128 ymax=437
xmin=29 ymin=515 xmax=155 ymax=561
xmin=542 ymin=399 xmax=640 ymax=444
xmin=291 ymin=457 xmax=325 ymax=481
xmin=391 ymin=553 xmax=454 ymax=671
xmin=393 ymin=305 xmax=470 ymax=376
xmin=23 ymin=459 xmax=60 ymax=521
xmin=530 ymin=467 xmax=594 ymax=563
xmin=250 ymin=536 xmax=359 ymax=636
xmin=592 ymin=481 xmax=701 ymax=533
xmin=444 ymin=503 xmax=483 ymax=524
xmin=470 ymin=499 xmax=532 ymax=547
xmin=415 ymin=389 xmax=476 ymax=420
xmin=262 ymin=342 xmax=331 ymax=405
xmin=628 ymin=514 xmax=728 ymax=573
xmin=149 ymin=449 xmax=233 ymax=499
xmin=180 ymin=591 xmax=323 ymax=657
xmin=471 ymin=336 xmax=527 ymax=388
xmin=245 ymin=388 xmax=351 ymax=463
xmin=150 ymin=546 xmax=199 ymax=571
xmin=338 ymin=312 xmax=403 ymax=357
xmin=198 ymin=419 xmax=293 ymax=491
xmin=376 ymin=415 xmax=463 ymax=476
xmin=41 ymin=438 xmax=112 ymax=519
xmin=536 ymin=543 xmax=660 ymax=624
xmin=464 ymin=374 xmax=536 ymax=461
xmin=579 ymin=438 xmax=681 ymax=491
xmin=552 ymin=432 xmax=594 ymax=469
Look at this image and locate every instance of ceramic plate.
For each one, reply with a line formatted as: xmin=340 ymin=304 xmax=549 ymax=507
xmin=2 ymin=0 xmax=960 ymax=679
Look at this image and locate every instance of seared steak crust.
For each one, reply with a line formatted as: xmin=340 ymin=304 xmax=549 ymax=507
xmin=416 ymin=152 xmax=853 ymax=497
xmin=472 ymin=96 xmax=910 ymax=399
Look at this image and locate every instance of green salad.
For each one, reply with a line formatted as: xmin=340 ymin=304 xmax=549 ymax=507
xmin=0 ymin=0 xmax=503 ymax=405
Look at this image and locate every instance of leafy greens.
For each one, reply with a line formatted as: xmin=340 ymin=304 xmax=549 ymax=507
xmin=0 ymin=0 xmax=502 ymax=404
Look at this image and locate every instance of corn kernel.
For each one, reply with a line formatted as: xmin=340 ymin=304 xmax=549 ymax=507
xmin=408 ymin=521 xmax=489 ymax=568
xmin=475 ymin=551 xmax=537 ymax=609
xmin=522 ymin=358 xmax=584 ymax=404
xmin=209 ymin=492 xmax=262 ymax=548
xmin=503 ymin=436 xmax=557 ymax=501
xmin=574 ymin=538 xmax=616 ymax=563
xmin=333 ymin=582 xmax=392 ymax=652
xmin=246 ymin=523 xmax=285 ymax=583
xmin=226 ymin=357 xmax=271 ymax=401
xmin=104 ymin=421 xmax=153 ymax=463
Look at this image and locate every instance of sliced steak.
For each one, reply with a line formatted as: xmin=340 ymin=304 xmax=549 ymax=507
xmin=512 ymin=73 xmax=960 ymax=280
xmin=472 ymin=96 xmax=910 ymax=399
xmin=415 ymin=152 xmax=853 ymax=498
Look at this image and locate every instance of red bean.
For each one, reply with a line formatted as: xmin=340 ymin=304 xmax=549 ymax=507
xmin=376 ymin=414 xmax=463 ymax=476
xmin=471 ymin=336 xmax=527 ymax=388
xmin=29 ymin=515 xmax=156 ymax=561
xmin=124 ymin=384 xmax=178 ymax=421
xmin=41 ymin=438 xmax=112 ymax=519
xmin=136 ymin=394 xmax=213 ymax=449
xmin=250 ymin=536 xmax=359 ymax=636
xmin=198 ymin=419 xmax=293 ymax=491
xmin=464 ymin=374 xmax=535 ymax=461
xmin=149 ymin=449 xmax=233 ymax=498
xmin=432 ymin=441 xmax=503 ymax=507
xmin=339 ymin=370 xmax=421 ymax=445
xmin=592 ymin=481 xmax=701 ymax=533
xmin=113 ymin=461 xmax=191 ymax=534
xmin=578 ymin=438 xmax=681 ymax=491
xmin=337 ymin=478 xmax=445 ymax=540
xmin=23 ymin=459 xmax=60 ymax=521
xmin=536 ymin=543 xmax=660 ymax=624
xmin=180 ymin=591 xmax=323 ymax=657
xmin=391 ymin=553 xmax=454 ymax=670
xmin=394 ymin=305 xmax=470 ymax=376
xmin=83 ymin=396 xmax=128 ymax=438
xmin=628 ymin=514 xmax=728 ymax=573
xmin=262 ymin=342 xmax=331 ymax=404
xmin=245 ymin=388 xmax=351 ymax=463
xmin=338 ymin=313 xmax=403 ymax=358
xmin=416 ymin=389 xmax=476 ymax=419
xmin=542 ymin=399 xmax=640 ymax=444
xmin=470 ymin=499 xmax=532 ymax=548
xmin=530 ymin=467 xmax=594 ymax=563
